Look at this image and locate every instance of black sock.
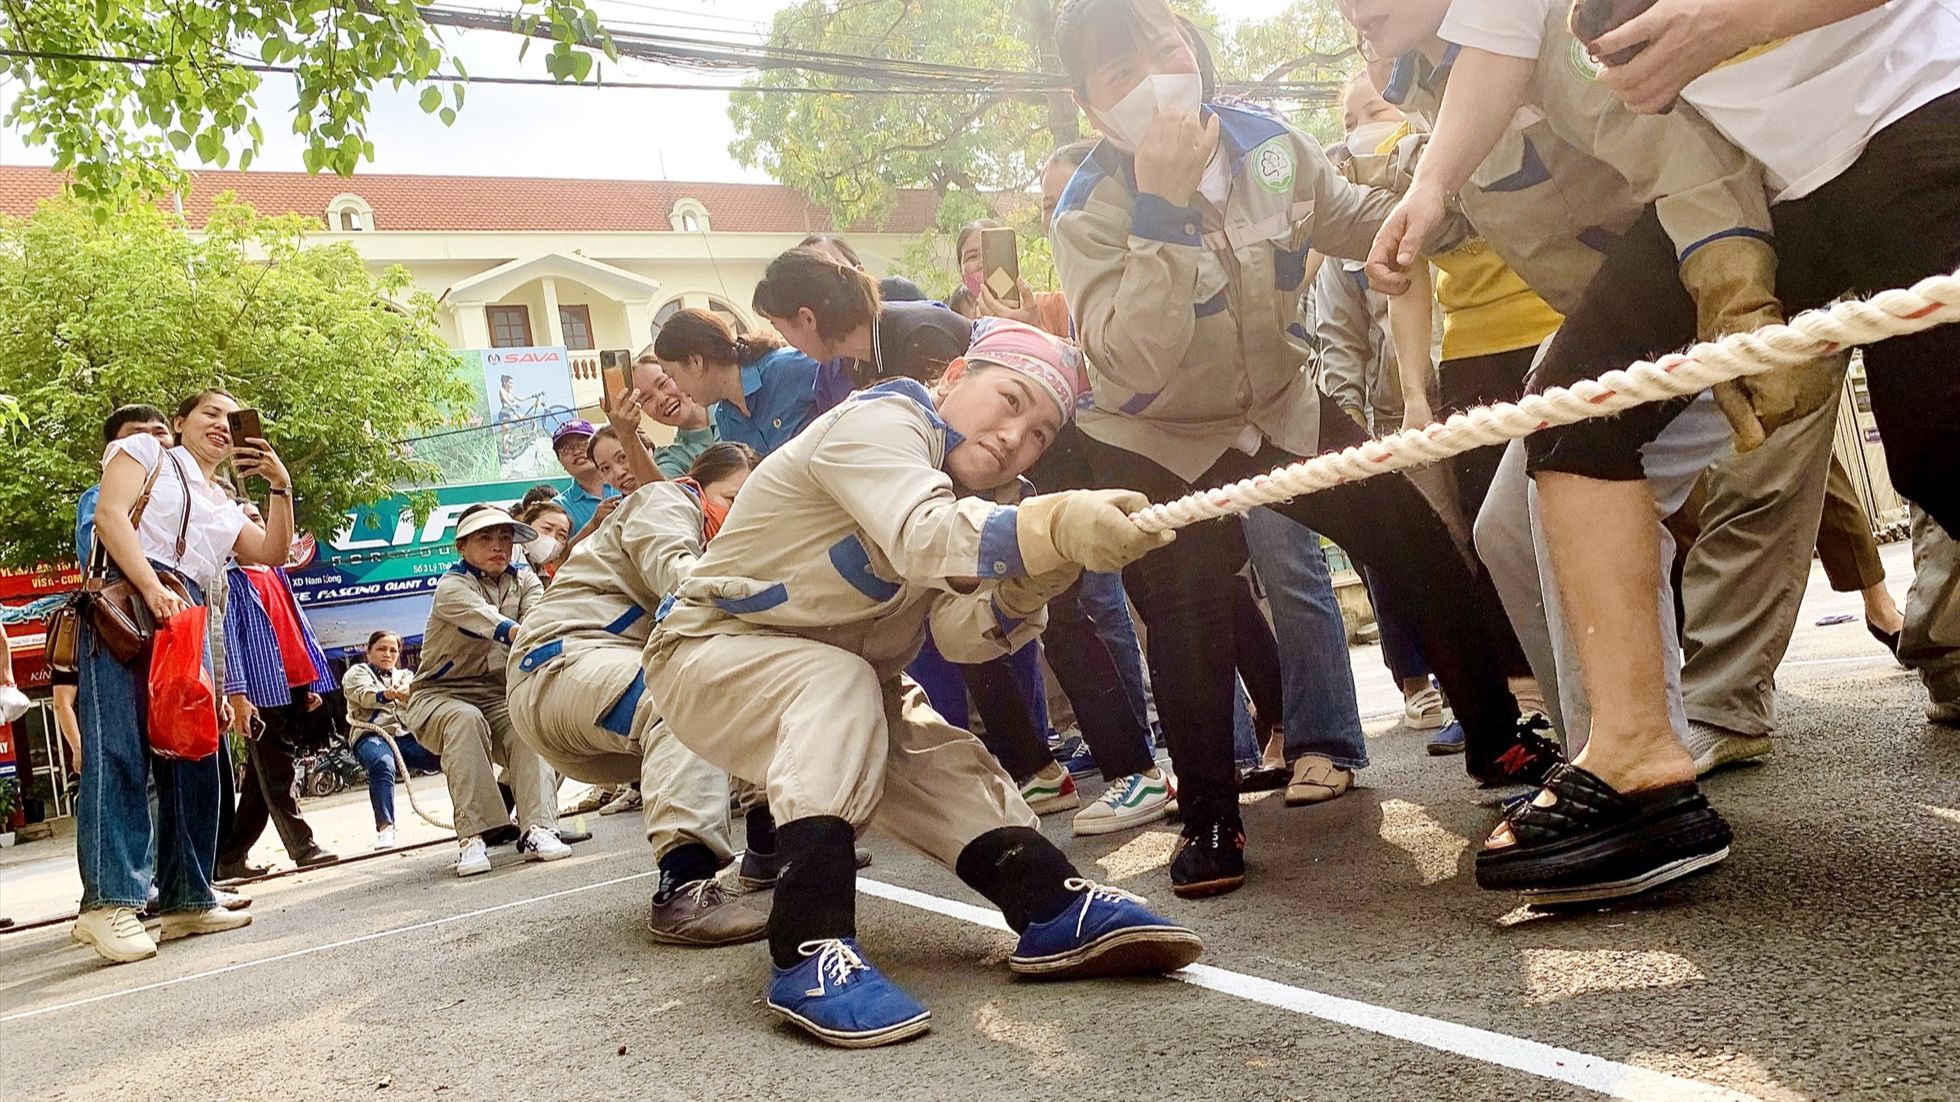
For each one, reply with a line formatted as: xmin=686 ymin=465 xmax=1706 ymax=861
xmin=746 ymin=804 xmax=778 ymax=856
xmin=656 ymin=842 xmax=720 ymax=900
xmin=767 ymin=815 xmax=858 ymax=968
xmin=955 ymin=827 xmax=1081 ymax=933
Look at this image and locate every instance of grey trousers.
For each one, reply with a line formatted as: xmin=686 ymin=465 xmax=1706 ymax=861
xmin=509 ymin=647 xmax=738 ymax=862
xmin=1474 ymin=392 xmax=1731 ymax=748
xmin=1900 ymin=508 xmax=1960 ymax=706
xmin=1677 ymin=390 xmax=1843 ymax=735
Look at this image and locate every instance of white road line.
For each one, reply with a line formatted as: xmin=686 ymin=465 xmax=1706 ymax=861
xmin=857 ymin=878 xmax=1758 ymax=1102
xmin=0 ymin=870 xmax=655 ymax=1025
xmin=8 ymin=867 xmax=1756 ymax=1101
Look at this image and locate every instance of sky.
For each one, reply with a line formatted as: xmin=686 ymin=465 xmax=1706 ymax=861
xmin=0 ymin=0 xmax=1299 ymax=184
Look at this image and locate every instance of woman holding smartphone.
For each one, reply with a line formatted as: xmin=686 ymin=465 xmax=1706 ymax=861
xmin=72 ymin=388 xmax=298 ymax=964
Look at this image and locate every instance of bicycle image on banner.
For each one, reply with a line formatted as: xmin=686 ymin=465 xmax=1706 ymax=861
xmin=415 ymin=346 xmax=580 ymax=483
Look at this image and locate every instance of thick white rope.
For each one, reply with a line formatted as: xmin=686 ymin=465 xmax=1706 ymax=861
xmin=1128 ymin=266 xmax=1960 ymax=534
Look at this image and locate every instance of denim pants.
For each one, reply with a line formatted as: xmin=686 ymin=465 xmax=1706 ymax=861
xmin=76 ymin=568 xmax=221 ymax=914
xmin=352 ymin=732 xmax=441 ymax=829
xmin=907 ymin=633 xmax=1055 ymax=782
xmin=1076 ymin=570 xmax=1153 ymax=735
xmin=1243 ymin=508 xmax=1369 ymax=769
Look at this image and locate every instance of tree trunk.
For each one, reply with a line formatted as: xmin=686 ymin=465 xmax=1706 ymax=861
xmin=1019 ymin=0 xmax=1081 ymax=148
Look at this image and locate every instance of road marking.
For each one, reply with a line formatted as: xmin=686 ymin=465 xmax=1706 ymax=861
xmin=858 ymin=878 xmax=1758 ymax=1102
xmin=0 ymin=870 xmax=656 ymax=1025
xmin=8 ymin=865 xmax=1755 ymax=1100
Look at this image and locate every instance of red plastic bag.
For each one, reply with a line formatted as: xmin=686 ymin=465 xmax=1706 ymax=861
xmin=148 ymin=607 xmax=219 ymax=760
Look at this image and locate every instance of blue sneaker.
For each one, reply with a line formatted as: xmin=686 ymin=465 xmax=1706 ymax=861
xmin=1427 ymin=721 xmax=1467 ymax=756
xmin=766 ymin=938 xmax=931 ymax=1048
xmin=1050 ymin=733 xmax=1099 ymax=778
xmin=1010 ymin=879 xmax=1204 ymax=979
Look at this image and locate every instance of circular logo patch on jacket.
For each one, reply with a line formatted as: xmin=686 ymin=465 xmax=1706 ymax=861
xmin=1570 ymin=40 xmax=1604 ymax=82
xmin=1253 ymin=137 xmax=1296 ymax=193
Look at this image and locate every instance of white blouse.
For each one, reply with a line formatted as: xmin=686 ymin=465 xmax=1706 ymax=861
xmin=101 ymin=433 xmax=249 ymax=590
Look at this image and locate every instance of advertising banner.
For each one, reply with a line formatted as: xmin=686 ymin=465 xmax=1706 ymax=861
xmin=411 ymin=346 xmax=580 ymax=485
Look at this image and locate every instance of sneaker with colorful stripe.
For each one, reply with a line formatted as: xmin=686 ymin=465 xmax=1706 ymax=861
xmin=1071 ymin=771 xmax=1172 ymax=836
xmin=1020 ymin=765 xmax=1080 ymax=815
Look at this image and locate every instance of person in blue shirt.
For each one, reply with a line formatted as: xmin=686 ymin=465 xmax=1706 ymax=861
xmin=651 ymin=308 xmax=840 ymax=458
xmin=75 ymin=405 xmax=174 ymax=563
xmin=549 ymin=419 xmax=615 ymax=532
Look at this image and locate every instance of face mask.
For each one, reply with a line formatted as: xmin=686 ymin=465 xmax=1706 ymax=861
xmin=1096 ymin=72 xmax=1203 ymax=150
xmin=1346 ymin=121 xmax=1401 ymax=157
xmin=526 ymin=535 xmax=561 ymax=564
xmin=962 ymin=270 xmax=984 ymax=297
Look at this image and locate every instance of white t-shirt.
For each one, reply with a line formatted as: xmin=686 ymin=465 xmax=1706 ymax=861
xmin=1440 ymin=0 xmax=1960 ymax=200
xmin=101 ymin=433 xmax=249 ymax=589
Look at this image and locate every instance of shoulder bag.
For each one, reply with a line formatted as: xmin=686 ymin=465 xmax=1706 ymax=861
xmin=47 ymin=451 xmax=194 ymax=670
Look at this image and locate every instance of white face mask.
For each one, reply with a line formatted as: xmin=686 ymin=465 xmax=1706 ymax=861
xmin=1095 ymin=72 xmax=1203 ymax=150
xmin=1345 ymin=121 xmax=1402 ymax=157
xmin=526 ymin=535 xmax=562 ymax=564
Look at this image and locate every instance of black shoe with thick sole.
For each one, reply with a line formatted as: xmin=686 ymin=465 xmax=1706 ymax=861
xmin=1170 ymin=819 xmax=1246 ymax=899
xmin=1475 ymin=763 xmax=1733 ymax=905
xmin=1469 ymin=714 xmax=1565 ymax=788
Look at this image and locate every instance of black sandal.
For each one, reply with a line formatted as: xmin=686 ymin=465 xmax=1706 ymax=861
xmin=1474 ymin=763 xmax=1732 ymax=905
xmin=1237 ymin=766 xmax=1288 ymax=793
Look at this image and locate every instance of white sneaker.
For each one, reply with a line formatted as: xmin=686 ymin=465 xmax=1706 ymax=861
xmin=1020 ymin=765 xmax=1080 ymax=815
xmin=376 ymin=825 xmax=398 ymax=849
xmin=517 ymin=825 xmax=572 ymax=862
xmin=1402 ymin=686 xmax=1449 ymax=731
xmin=456 ymin=836 xmax=492 ymax=877
xmin=1684 ymin=721 xmax=1772 ymax=777
xmin=159 ymin=906 xmax=253 ymax=942
xmin=72 ymin=906 xmax=157 ymax=963
xmin=598 ymin=787 xmax=644 ymax=816
xmin=212 ymin=888 xmax=252 ymax=911
xmin=1072 ymin=771 xmax=1172 ymax=836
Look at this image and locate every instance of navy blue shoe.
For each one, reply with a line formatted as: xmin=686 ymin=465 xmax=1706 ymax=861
xmin=766 ymin=938 xmax=931 ymax=1048
xmin=1010 ymin=879 xmax=1204 ymax=979
xmin=1427 ymin=721 xmax=1467 ymax=756
xmin=1050 ymin=733 xmax=1099 ymax=778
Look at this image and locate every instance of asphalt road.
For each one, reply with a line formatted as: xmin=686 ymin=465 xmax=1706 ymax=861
xmin=3 ymin=551 xmax=1956 ymax=1101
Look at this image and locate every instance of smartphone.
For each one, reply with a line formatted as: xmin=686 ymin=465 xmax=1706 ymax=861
xmin=979 ymin=226 xmax=1021 ymax=308
xmin=227 ymin=408 xmax=264 ymax=448
xmin=600 ymin=348 xmax=632 ymax=407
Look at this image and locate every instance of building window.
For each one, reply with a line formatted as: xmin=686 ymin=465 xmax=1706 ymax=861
xmin=669 ymin=199 xmax=711 ymax=233
xmin=325 ymin=192 xmax=374 ymax=231
xmin=487 ymin=305 xmax=533 ymax=348
xmin=558 ymin=304 xmax=595 ymax=350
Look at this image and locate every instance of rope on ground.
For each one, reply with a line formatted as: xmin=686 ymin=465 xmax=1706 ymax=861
xmin=1127 ymin=266 xmax=1960 ymax=534
xmin=373 ymin=729 xmax=454 ymax=832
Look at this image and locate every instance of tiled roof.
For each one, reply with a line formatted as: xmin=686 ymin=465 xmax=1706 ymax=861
xmin=0 ymin=166 xmax=951 ymax=234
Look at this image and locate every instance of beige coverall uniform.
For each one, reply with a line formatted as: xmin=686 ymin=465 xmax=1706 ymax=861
xmin=645 ymin=382 xmax=1043 ymax=869
xmin=509 ymin=481 xmax=736 ymax=863
xmin=406 ymin=563 xmax=559 ymax=838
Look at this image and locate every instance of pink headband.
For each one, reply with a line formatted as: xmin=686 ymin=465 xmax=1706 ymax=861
xmin=962 ymin=317 xmax=1090 ymax=420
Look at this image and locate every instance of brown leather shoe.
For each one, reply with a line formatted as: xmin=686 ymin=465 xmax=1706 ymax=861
xmin=1284 ymin=755 xmax=1353 ymax=807
xmin=646 ymin=879 xmax=769 ymax=947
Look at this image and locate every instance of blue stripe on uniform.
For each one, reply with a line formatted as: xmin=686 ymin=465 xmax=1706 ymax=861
xmin=978 ymin=506 xmax=1025 ymax=580
xmin=493 ymin=619 xmax=517 ymax=645
xmin=1195 ymin=289 xmax=1229 ymax=318
xmin=600 ymin=674 xmax=646 ymax=737
xmin=828 ymin=534 xmax=902 ymax=602
xmin=1131 ymin=193 xmax=1202 ymax=247
xmin=517 ymin=640 xmax=563 ymax=673
xmin=1484 ymin=138 xmax=1550 ymax=193
xmin=1677 ymin=227 xmax=1773 ymax=262
xmin=603 ymin=605 xmax=648 ymax=635
xmin=712 ymin=583 xmax=790 ymax=615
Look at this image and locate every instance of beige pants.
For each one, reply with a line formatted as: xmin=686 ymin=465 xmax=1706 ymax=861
xmin=509 ymin=647 xmax=736 ymax=862
xmin=1900 ymin=507 xmax=1960 ymax=704
xmin=405 ymin=683 xmax=559 ymax=839
xmin=645 ymin=629 xmax=1036 ymax=869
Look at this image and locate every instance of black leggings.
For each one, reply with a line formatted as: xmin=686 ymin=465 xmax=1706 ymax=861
xmin=1438 ymin=346 xmax=1538 ymax=680
xmin=1526 ymin=90 xmax=1960 ymax=535
xmin=1079 ymin=394 xmax=1521 ymax=825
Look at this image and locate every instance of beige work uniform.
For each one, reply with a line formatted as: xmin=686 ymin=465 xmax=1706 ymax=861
xmin=342 ymin=661 xmax=414 ymax=744
xmin=508 ymin=482 xmax=736 ymax=862
xmin=645 ymin=381 xmax=1042 ymax=869
xmin=406 ymin=563 xmax=558 ymax=838
xmin=1388 ymin=24 xmax=1849 ymax=742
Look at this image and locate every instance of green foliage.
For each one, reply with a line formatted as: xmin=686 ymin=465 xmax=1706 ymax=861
xmin=0 ymin=775 xmax=17 ymax=823
xmin=891 ymin=192 xmax=1057 ymax=301
xmin=0 ymin=197 xmax=472 ymax=568
xmin=1215 ymin=0 xmax=1358 ymax=144
xmin=0 ymin=1 xmax=610 ymax=203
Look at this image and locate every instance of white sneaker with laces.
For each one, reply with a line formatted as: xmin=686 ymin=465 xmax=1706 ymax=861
xmin=159 ymin=906 xmax=253 ymax=941
xmin=518 ymin=825 xmax=572 ymax=862
xmin=72 ymin=906 xmax=157 ymax=963
xmin=376 ymin=825 xmax=398 ymax=849
xmin=1402 ymin=686 xmax=1449 ymax=732
xmin=456 ymin=836 xmax=492 ymax=877
xmin=1072 ymin=771 xmax=1172 ymax=836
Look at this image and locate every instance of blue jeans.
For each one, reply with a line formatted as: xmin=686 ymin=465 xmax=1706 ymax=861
xmin=1365 ymin=566 xmax=1432 ymax=685
xmin=1242 ymin=508 xmax=1368 ymax=769
xmin=1078 ymin=570 xmax=1153 ymax=736
xmin=76 ymin=568 xmax=221 ymax=913
xmin=352 ymin=732 xmax=441 ymax=829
